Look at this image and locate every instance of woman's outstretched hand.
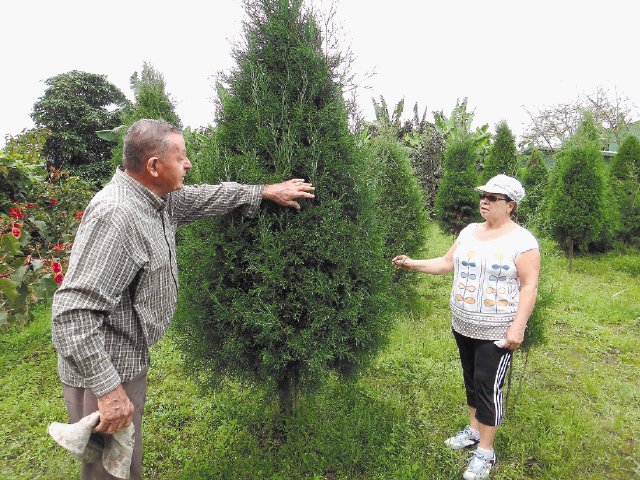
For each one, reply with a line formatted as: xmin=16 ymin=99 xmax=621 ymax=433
xmin=391 ymin=255 xmax=411 ymax=269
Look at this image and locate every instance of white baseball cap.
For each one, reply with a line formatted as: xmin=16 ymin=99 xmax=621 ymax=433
xmin=475 ymin=174 xmax=525 ymax=204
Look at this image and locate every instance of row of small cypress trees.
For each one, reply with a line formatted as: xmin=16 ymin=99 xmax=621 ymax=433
xmin=434 ymin=117 xmax=640 ymax=264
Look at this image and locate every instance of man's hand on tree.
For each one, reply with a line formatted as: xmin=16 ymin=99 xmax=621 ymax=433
xmin=262 ymin=178 xmax=315 ymax=210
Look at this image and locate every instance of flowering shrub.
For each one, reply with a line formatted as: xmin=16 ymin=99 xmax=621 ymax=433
xmin=1 ymin=131 xmax=96 ymax=325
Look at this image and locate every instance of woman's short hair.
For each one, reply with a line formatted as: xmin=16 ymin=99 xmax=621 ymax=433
xmin=122 ymin=119 xmax=182 ymax=172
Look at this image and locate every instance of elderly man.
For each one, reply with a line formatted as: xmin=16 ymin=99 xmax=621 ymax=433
xmin=51 ymin=119 xmax=315 ymax=479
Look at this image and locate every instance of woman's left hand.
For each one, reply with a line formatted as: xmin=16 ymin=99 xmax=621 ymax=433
xmin=503 ymin=324 xmax=526 ymax=350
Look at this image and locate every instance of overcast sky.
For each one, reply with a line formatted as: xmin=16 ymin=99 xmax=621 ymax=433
xmin=2 ymin=0 xmax=638 ymax=145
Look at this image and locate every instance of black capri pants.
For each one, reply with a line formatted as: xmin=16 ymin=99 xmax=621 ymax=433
xmin=453 ymin=330 xmax=512 ymax=426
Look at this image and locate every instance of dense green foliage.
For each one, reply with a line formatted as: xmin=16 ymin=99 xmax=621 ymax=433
xmin=545 ymin=114 xmax=615 ymax=266
xmin=434 ymin=137 xmax=481 ymax=235
xmin=518 ymin=148 xmax=548 ymax=227
xmin=483 ymin=121 xmax=518 ymax=181
xmin=610 ymin=135 xmax=640 ymax=245
xmin=174 ymin=0 xmax=392 ymax=412
xmin=3 ymin=227 xmax=639 ymax=479
xmin=366 ymin=132 xmax=428 ymax=264
xmin=30 ymin=70 xmax=128 ymax=176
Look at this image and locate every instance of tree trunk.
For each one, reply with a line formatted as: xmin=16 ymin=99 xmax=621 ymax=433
xmin=568 ymin=237 xmax=574 ymax=272
xmin=277 ymin=368 xmax=300 ymax=415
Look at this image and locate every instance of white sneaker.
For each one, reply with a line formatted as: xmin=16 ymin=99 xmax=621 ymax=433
xmin=463 ymin=449 xmax=496 ymax=479
xmin=444 ymin=425 xmax=480 ymax=450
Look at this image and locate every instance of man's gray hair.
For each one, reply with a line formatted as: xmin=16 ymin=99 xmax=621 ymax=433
xmin=123 ymin=119 xmax=182 ymax=172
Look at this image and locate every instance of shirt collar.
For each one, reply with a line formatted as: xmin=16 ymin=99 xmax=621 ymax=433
xmin=113 ymin=167 xmax=167 ymax=211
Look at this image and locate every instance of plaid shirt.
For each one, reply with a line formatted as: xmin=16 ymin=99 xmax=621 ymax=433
xmin=52 ymin=168 xmax=263 ymax=397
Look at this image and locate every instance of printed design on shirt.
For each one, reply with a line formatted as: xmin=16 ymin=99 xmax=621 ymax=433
xmin=456 ymin=251 xmax=478 ymax=308
xmin=484 ymin=252 xmax=510 ymax=311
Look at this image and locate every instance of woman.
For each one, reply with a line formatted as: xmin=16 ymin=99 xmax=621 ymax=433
xmin=392 ymin=174 xmax=540 ymax=480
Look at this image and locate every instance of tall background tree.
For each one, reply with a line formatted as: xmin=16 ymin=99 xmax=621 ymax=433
xmin=174 ymin=0 xmax=392 ymax=413
xmin=107 ymin=63 xmax=182 ymax=171
xmin=521 ymin=87 xmax=637 ymax=152
xmin=545 ymin=113 xmax=616 ymax=269
xmin=432 ymin=99 xmax=487 ymax=236
xmin=482 ymin=121 xmax=518 ymax=181
xmin=30 ymin=70 xmax=128 ymax=180
xmin=609 ymin=135 xmax=640 ymax=245
xmin=403 ymin=103 xmax=446 ymax=213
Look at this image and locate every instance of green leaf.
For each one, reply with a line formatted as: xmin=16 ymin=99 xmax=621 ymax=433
xmin=12 ymin=265 xmax=28 ymax=284
xmin=30 ymin=219 xmax=49 ymax=239
xmin=95 ymin=125 xmax=126 ymax=142
xmin=1 ymin=233 xmax=21 ymax=255
xmin=0 ymin=311 xmax=7 ymax=326
xmin=39 ymin=276 xmax=60 ymax=298
xmin=215 ymin=82 xmax=231 ymax=106
xmin=0 ymin=278 xmax=19 ymax=301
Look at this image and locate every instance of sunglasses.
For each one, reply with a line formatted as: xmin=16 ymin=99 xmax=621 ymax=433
xmin=480 ymin=193 xmax=510 ymax=203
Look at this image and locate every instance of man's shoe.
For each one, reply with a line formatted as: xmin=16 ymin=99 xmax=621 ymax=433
xmin=444 ymin=426 xmax=480 ymax=450
xmin=463 ymin=449 xmax=496 ymax=480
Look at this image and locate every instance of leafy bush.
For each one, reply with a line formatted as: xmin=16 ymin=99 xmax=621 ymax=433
xmin=1 ymin=132 xmax=95 ymax=325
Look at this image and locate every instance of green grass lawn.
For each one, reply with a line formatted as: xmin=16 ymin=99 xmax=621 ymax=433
xmin=1 ymin=223 xmax=638 ymax=479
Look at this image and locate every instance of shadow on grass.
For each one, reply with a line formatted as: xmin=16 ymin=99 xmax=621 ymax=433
xmin=168 ymin=378 xmax=434 ymax=479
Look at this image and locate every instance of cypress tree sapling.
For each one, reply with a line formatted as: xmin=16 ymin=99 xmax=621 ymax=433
xmin=519 ymin=148 xmax=548 ymax=228
xmin=610 ymin=135 xmax=640 ymax=244
xmin=367 ymin=133 xmax=428 ymax=270
xmin=482 ymin=121 xmax=518 ymax=182
xmin=174 ymin=0 xmax=392 ymax=414
xmin=434 ymin=137 xmax=481 ymax=236
xmin=546 ymin=117 xmax=608 ymax=269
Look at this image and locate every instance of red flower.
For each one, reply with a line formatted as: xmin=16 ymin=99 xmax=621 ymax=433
xmin=8 ymin=207 xmax=25 ymax=219
xmin=53 ymin=243 xmax=65 ymax=252
xmin=74 ymin=211 xmax=84 ymax=220
xmin=49 ymin=198 xmax=58 ymax=206
xmin=25 ymin=203 xmax=38 ymax=209
xmin=54 ymin=273 xmax=64 ymax=284
xmin=0 ymin=273 xmax=10 ymax=279
xmin=52 ymin=261 xmax=62 ymax=273
xmin=11 ymin=223 xmax=21 ymax=238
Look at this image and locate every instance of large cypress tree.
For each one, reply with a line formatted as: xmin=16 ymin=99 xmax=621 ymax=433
xmin=174 ymin=0 xmax=391 ymax=413
xmin=434 ymin=137 xmax=481 ymax=235
xmin=610 ymin=135 xmax=640 ymax=245
xmin=482 ymin=121 xmax=518 ymax=182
